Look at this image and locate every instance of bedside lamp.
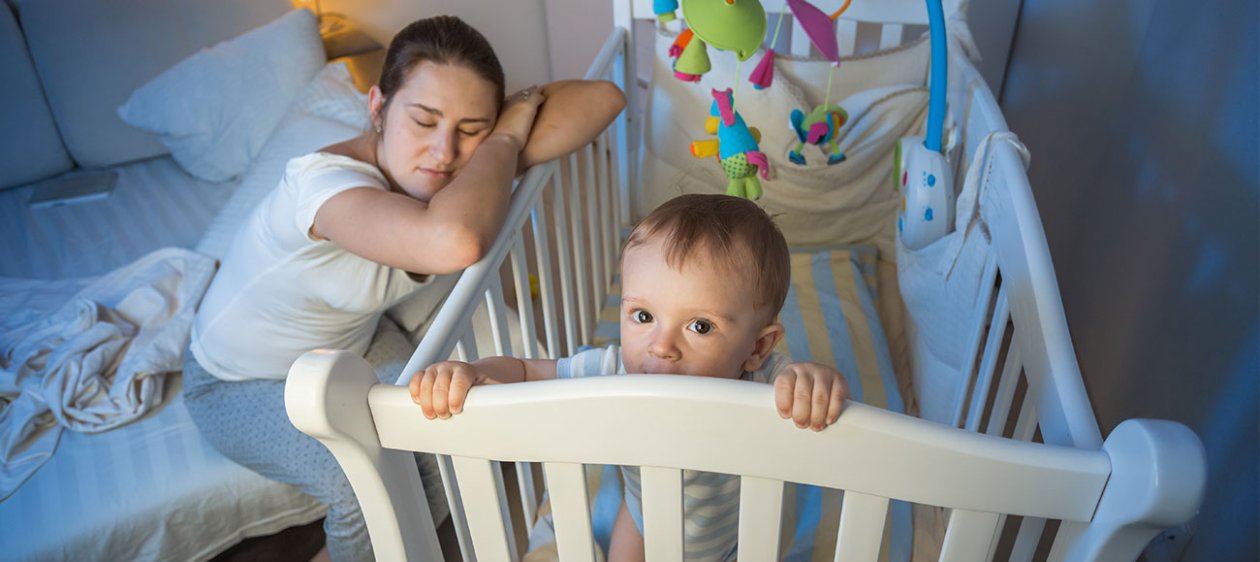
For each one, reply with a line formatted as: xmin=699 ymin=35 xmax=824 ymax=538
xmin=291 ymin=0 xmax=384 ymax=91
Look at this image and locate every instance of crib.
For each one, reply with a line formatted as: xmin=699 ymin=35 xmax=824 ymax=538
xmin=285 ymin=1 xmax=1206 ymax=560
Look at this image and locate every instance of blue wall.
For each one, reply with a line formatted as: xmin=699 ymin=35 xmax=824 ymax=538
xmin=1000 ymin=0 xmax=1258 ymax=558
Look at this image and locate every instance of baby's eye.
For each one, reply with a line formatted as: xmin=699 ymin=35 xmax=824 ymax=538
xmin=631 ymin=309 xmax=653 ymax=324
xmin=688 ymin=319 xmax=713 ymax=335
xmin=458 ymin=128 xmax=486 ymax=136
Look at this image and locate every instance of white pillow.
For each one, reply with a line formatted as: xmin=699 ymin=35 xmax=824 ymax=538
xmin=117 ymin=9 xmax=325 ymax=182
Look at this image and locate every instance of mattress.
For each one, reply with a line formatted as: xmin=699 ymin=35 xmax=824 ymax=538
xmin=0 ymin=156 xmax=238 ymax=279
xmin=0 ymin=63 xmax=376 ymax=561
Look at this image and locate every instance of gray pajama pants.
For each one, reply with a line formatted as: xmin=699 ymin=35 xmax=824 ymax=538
xmin=182 ymin=317 xmax=447 ymax=562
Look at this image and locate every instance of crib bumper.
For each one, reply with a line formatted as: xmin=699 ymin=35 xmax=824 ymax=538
xmin=1066 ymin=419 xmax=1206 ymax=561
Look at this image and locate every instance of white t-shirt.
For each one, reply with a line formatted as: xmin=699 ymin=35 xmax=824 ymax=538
xmin=558 ymin=345 xmax=791 ymax=562
xmin=191 ymin=152 xmax=431 ymax=381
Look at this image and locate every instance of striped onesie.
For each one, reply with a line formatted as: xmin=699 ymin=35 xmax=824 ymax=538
xmin=557 ymin=345 xmax=790 ymax=561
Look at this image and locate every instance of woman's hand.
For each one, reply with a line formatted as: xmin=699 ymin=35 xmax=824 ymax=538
xmin=490 ymin=85 xmax=547 ymax=151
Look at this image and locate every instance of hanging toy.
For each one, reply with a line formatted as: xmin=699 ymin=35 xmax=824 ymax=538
xmin=690 ymin=88 xmax=771 ymax=200
xmin=656 ymin=0 xmax=767 ymax=82
xmin=782 ymin=0 xmax=851 ymax=166
xmin=789 ymin=104 xmax=849 ymax=165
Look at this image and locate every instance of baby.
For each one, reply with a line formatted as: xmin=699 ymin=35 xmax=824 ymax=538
xmin=410 ymin=193 xmax=849 ymax=561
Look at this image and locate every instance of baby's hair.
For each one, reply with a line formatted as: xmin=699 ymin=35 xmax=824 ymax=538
xmin=625 ymin=194 xmax=790 ymax=321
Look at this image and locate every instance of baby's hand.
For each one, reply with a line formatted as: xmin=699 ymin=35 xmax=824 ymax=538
xmin=409 ymin=361 xmax=491 ymax=420
xmin=773 ymin=362 xmax=849 ymax=431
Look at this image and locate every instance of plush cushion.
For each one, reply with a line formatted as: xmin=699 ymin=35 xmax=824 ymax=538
xmin=118 ymin=9 xmax=324 ymax=182
xmin=195 ymin=63 xmax=363 ymax=260
xmin=0 ymin=3 xmax=71 ymax=189
xmin=16 ymin=0 xmax=293 ymax=168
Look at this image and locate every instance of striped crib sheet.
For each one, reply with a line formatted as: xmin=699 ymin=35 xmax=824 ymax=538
xmin=536 ymin=245 xmax=911 ymax=562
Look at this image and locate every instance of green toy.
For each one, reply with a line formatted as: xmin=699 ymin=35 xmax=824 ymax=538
xmin=656 ymin=0 xmax=767 ymax=82
xmin=789 ymin=103 xmax=849 ymax=165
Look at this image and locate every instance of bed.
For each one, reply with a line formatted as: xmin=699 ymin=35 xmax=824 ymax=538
xmin=284 ymin=1 xmax=1207 ymax=561
xmin=0 ymin=1 xmax=457 ymax=559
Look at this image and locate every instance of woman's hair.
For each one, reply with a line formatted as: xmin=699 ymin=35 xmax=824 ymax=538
xmin=624 ymin=194 xmax=791 ymax=322
xmin=379 ymin=15 xmax=506 ymax=110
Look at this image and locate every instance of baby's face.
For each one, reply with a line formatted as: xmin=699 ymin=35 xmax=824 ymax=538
xmin=619 ymin=237 xmax=771 ymax=379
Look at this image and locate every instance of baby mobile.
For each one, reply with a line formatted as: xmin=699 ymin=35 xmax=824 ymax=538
xmin=657 ymin=0 xmax=855 ymax=200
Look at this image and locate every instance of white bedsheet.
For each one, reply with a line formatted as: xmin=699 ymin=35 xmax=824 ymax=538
xmin=0 ymin=247 xmax=216 ymax=500
xmin=0 ymin=62 xmax=409 ymax=561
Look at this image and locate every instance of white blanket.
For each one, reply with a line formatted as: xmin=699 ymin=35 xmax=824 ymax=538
xmin=0 ymin=247 xmax=216 ymax=500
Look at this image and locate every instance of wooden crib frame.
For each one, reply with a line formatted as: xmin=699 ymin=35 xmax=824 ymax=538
xmin=286 ymin=2 xmax=1206 ymax=560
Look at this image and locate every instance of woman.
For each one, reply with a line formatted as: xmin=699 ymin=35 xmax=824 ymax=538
xmin=182 ymin=15 xmax=624 ymax=561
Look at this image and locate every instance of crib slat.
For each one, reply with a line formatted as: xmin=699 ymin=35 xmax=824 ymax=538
xmin=737 ymin=476 xmax=784 ymax=560
xmin=834 ymin=491 xmax=889 ymax=561
xmin=550 ymin=167 xmax=580 ymax=356
xmin=879 ymin=23 xmax=903 ymax=50
xmin=640 ymin=466 xmax=684 ymax=562
xmin=510 ymin=237 xmax=540 ymax=359
xmin=451 ymin=456 xmax=517 ymax=562
xmin=966 ymin=289 xmax=1011 ymax=432
xmin=951 ymin=256 xmax=1001 ymax=428
xmin=438 ymin=455 xmax=475 ymax=562
xmin=542 ymin=462 xmax=597 ymax=562
xmin=567 ymin=153 xmax=592 ymax=346
xmin=595 ymin=134 xmax=614 ymax=290
xmin=602 ymin=130 xmax=618 ymax=280
xmin=610 ymin=46 xmax=632 ymax=227
xmin=1008 ymin=516 xmax=1046 ymax=562
xmin=514 ymin=458 xmax=538 ymax=541
xmin=485 ymin=282 xmax=513 ymax=356
xmin=1013 ymin=399 xmax=1038 ymax=442
xmin=582 ymin=144 xmax=605 ymax=326
xmin=457 ymin=320 xmax=480 ymax=362
xmin=985 ymin=341 xmax=1023 ymax=436
xmin=835 ymin=18 xmax=858 ymax=57
xmin=1046 ymin=521 xmax=1087 ymax=562
xmin=791 ymin=16 xmax=814 ymax=57
xmin=530 ymin=199 xmax=562 ymax=359
xmin=939 ymin=509 xmax=1001 ymax=562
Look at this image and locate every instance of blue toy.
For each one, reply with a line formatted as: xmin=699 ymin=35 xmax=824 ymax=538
xmin=789 ymin=103 xmax=848 ymax=165
xmin=690 ymin=88 xmax=770 ymax=200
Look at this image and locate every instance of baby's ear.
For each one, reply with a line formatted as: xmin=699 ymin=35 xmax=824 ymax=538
xmin=742 ymin=323 xmax=785 ymax=372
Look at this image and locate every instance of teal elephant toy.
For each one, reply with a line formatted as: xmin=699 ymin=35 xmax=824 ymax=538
xmin=690 ymin=88 xmax=770 ymax=200
xmin=788 ymin=103 xmax=849 ymax=166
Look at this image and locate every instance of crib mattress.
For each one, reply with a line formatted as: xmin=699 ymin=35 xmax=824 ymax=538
xmin=0 ymin=155 xmax=328 ymax=559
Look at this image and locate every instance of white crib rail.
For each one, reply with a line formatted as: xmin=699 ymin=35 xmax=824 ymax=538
xmin=287 ymin=352 xmax=1206 ymax=562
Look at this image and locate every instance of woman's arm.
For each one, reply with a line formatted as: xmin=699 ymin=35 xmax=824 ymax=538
xmin=313 ymin=91 xmax=544 ymax=275
xmin=518 ymin=80 xmax=626 ymax=173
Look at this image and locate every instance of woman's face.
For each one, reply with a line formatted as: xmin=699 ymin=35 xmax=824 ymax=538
xmin=372 ymin=61 xmax=499 ymax=202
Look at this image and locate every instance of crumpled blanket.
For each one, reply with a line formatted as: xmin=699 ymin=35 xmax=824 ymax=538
xmin=0 ymin=247 xmax=216 ymax=500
